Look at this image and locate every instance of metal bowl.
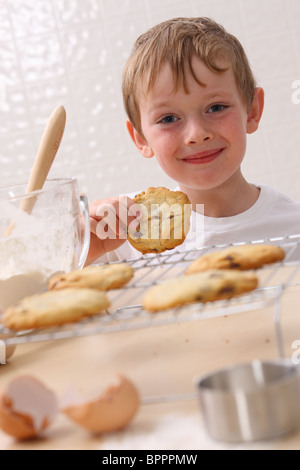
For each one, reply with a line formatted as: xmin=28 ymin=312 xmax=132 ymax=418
xmin=196 ymin=359 xmax=300 ymax=443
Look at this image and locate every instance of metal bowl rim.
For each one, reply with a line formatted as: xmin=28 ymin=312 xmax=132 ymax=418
xmin=195 ymin=358 xmax=299 ymax=394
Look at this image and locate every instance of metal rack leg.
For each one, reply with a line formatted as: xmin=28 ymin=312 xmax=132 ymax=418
xmin=274 ymin=287 xmax=285 ymax=358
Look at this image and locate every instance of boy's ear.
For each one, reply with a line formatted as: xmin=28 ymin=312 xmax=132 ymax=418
xmin=126 ymin=120 xmax=154 ymax=158
xmin=246 ymin=87 xmax=264 ymax=134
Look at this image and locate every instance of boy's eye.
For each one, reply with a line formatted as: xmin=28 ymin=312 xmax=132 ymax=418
xmin=207 ymin=104 xmax=227 ymax=113
xmin=159 ymin=115 xmax=178 ymax=124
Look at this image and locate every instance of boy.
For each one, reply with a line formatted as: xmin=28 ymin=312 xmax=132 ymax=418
xmin=87 ymin=17 xmax=300 ymax=265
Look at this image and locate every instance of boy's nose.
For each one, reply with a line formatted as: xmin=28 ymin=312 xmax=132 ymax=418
xmin=185 ymin=118 xmax=213 ymax=145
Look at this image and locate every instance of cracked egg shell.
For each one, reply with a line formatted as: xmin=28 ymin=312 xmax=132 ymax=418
xmin=0 ymin=375 xmax=59 ymax=440
xmin=62 ymin=374 xmax=140 ymax=434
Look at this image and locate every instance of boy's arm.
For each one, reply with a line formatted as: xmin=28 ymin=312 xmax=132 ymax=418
xmin=85 ymin=195 xmax=141 ymax=266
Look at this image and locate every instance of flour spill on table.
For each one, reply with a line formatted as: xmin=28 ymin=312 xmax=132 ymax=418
xmin=100 ymin=412 xmax=276 ymax=450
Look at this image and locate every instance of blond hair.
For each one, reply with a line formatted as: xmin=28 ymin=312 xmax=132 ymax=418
xmin=122 ymin=17 xmax=257 ymax=135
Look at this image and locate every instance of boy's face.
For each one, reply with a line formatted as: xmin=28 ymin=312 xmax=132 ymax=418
xmin=130 ymin=56 xmax=261 ymax=192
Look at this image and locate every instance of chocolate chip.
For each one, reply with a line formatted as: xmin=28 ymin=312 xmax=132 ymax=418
xmin=134 ymin=231 xmax=143 ymax=238
xmin=218 ymin=286 xmax=235 ymax=294
xmin=230 ymin=263 xmax=241 ymax=269
xmin=225 ymin=255 xmax=241 ymax=269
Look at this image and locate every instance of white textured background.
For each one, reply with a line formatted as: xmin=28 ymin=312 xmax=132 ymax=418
xmin=0 ymin=0 xmax=300 ymax=203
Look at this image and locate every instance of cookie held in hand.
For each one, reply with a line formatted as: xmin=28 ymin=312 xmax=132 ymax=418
xmin=127 ymin=187 xmax=191 ymax=254
xmin=143 ymin=270 xmax=258 ymax=312
xmin=2 ymin=288 xmax=109 ymax=330
xmin=186 ymin=244 xmax=285 ymax=274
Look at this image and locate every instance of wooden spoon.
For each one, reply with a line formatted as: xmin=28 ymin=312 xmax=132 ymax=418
xmin=6 ymin=105 xmax=66 ymax=236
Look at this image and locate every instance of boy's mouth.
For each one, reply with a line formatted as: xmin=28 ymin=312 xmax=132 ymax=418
xmin=182 ymin=148 xmax=224 ymax=164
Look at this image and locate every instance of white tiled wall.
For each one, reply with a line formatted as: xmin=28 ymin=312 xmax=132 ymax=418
xmin=0 ymin=0 xmax=300 ymax=203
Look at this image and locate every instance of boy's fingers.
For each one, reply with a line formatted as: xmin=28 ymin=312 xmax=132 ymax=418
xmin=117 ymin=197 xmax=141 ymax=225
xmin=89 ymin=197 xmax=141 ymax=238
xmin=90 ymin=216 xmax=99 ymax=235
xmin=90 ymin=200 xmax=116 ymax=219
xmin=128 ymin=202 xmax=142 ymax=219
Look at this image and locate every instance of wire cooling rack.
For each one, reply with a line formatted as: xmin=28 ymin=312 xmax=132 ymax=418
xmin=1 ymin=234 xmax=300 ymax=349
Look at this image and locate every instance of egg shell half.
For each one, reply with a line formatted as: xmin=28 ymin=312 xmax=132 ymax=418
xmin=0 ymin=375 xmax=59 ymax=440
xmin=62 ymin=374 xmax=140 ymax=434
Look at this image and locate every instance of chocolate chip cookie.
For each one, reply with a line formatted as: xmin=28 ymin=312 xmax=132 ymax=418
xmin=127 ymin=187 xmax=191 ymax=254
xmin=49 ymin=263 xmax=134 ymax=291
xmin=186 ymin=244 xmax=285 ymax=274
xmin=143 ymin=269 xmax=258 ymax=312
xmin=2 ymin=288 xmax=110 ymax=330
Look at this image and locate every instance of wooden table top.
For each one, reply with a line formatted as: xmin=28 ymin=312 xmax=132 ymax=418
xmin=1 ymin=274 xmax=300 ymax=449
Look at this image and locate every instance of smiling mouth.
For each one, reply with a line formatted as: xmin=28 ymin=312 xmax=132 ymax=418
xmin=182 ymin=148 xmax=224 ymax=164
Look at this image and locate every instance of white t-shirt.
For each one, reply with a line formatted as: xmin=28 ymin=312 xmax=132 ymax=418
xmin=101 ymin=184 xmax=300 ymax=263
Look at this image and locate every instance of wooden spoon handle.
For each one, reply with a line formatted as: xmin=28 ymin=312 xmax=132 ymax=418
xmin=21 ymin=105 xmax=66 ymax=212
xmin=5 ymin=106 xmax=66 ymax=237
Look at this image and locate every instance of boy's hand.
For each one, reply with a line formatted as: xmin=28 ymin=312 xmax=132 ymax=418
xmin=85 ymin=195 xmax=141 ymax=265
